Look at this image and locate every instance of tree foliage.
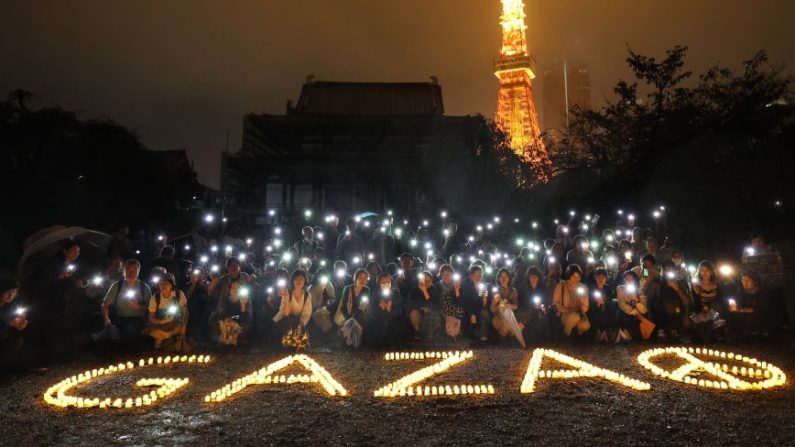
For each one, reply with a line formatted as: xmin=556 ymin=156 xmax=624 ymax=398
xmin=543 ymin=46 xmax=795 ymax=255
xmin=0 ymin=92 xmax=201 ymax=258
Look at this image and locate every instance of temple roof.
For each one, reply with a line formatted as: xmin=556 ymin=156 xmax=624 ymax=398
xmin=290 ymin=80 xmax=444 ymax=115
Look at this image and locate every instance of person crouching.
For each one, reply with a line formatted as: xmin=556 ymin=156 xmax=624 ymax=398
xmin=143 ymin=273 xmax=188 ymax=349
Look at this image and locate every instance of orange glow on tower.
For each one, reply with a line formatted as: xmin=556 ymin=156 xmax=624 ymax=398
xmin=494 ymin=0 xmax=553 ymax=182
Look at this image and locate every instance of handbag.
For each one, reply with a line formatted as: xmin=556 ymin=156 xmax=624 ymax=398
xmin=334 ymin=288 xmax=351 ymax=327
xmin=638 ymin=314 xmax=656 ymax=340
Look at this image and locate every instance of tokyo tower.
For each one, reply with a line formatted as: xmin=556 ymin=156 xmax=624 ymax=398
xmin=494 ymin=0 xmax=554 ymax=182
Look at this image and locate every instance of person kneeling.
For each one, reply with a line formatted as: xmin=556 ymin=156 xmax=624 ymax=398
xmin=552 ymin=264 xmax=591 ymax=338
xmin=210 ymin=280 xmax=253 ymax=347
xmin=143 ymin=274 xmax=188 ymax=349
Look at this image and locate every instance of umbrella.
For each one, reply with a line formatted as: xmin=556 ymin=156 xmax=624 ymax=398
xmin=496 ymin=305 xmax=526 ymax=348
xmin=17 ymin=226 xmax=111 ymax=282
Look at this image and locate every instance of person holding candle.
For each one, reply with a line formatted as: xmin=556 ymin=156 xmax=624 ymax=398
xmin=182 ymin=267 xmax=212 ymax=344
xmin=689 ymin=261 xmax=726 ymax=343
xmin=308 ymin=269 xmax=338 ymax=343
xmin=566 ymin=235 xmax=594 ymax=272
xmin=208 ymin=258 xmax=251 ymax=306
xmin=631 ymin=254 xmax=662 ymax=331
xmin=518 ymin=267 xmax=548 ymax=343
xmin=407 ymin=271 xmax=441 ymax=340
xmin=543 ymin=242 xmax=567 ymax=275
xmin=394 ymin=253 xmax=417 ymax=299
xmin=726 ymin=271 xmax=770 ymax=341
xmin=440 ymin=265 xmax=465 ymax=339
xmin=365 ymin=272 xmax=400 ymax=348
xmin=490 ymin=268 xmax=524 ymax=346
xmin=0 ymin=278 xmax=37 ymax=372
xmin=656 ymin=260 xmax=689 ymax=341
xmin=210 ymin=280 xmax=253 ymax=347
xmin=335 ymin=268 xmax=369 ymax=348
xmin=273 ymin=270 xmax=313 ymax=335
xmin=616 ymin=270 xmax=649 ymax=342
xmin=98 ymin=259 xmax=152 ymax=351
xmin=335 ymin=218 xmax=366 ymax=265
xmin=460 ymin=265 xmax=493 ymax=342
xmin=587 ymin=268 xmax=615 ymax=343
xmin=143 ymin=274 xmax=188 ymax=349
xmin=294 ymin=226 xmax=320 ymax=259
xmin=26 ymin=241 xmax=82 ymax=363
xmin=552 ymin=264 xmax=591 ymax=338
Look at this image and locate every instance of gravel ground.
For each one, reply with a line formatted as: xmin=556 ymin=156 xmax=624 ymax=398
xmin=2 ymin=341 xmax=794 ymax=446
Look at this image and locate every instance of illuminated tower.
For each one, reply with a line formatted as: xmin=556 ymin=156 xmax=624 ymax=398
xmin=494 ymin=0 xmax=553 ymax=181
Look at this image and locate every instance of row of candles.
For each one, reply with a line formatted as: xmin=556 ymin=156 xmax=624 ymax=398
xmin=636 ymin=347 xmax=787 ymax=390
xmin=43 ymin=355 xmax=211 ymax=409
xmin=520 ymin=349 xmax=652 ymax=394
xmin=203 ymin=354 xmax=347 ymax=402
xmin=384 ymin=351 xmax=463 ymax=361
xmin=374 ymin=350 xmax=495 ymax=398
xmin=44 ymin=346 xmax=788 ymax=410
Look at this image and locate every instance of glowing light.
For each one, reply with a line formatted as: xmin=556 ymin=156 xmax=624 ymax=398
xmin=520 ymin=349 xmax=650 ymax=394
xmin=719 ymin=264 xmax=733 ymax=276
xmin=43 ymin=355 xmax=210 ymax=409
xmin=204 ymin=355 xmax=347 ymax=402
xmin=375 ymin=351 xmax=493 ymax=398
xmin=204 ymin=214 xmax=214 ymax=223
xmin=91 ymin=275 xmax=104 ymax=286
xmin=636 ymin=347 xmax=786 ymax=391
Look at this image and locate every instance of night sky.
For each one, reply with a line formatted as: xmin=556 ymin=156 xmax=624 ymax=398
xmin=2 ymin=0 xmax=794 ymax=188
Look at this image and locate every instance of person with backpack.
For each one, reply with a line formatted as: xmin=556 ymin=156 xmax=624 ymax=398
xmin=143 ymin=273 xmax=188 ymax=349
xmin=99 ymin=259 xmax=151 ymax=351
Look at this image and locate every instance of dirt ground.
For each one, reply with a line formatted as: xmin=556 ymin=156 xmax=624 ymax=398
xmin=2 ymin=340 xmax=794 ymax=446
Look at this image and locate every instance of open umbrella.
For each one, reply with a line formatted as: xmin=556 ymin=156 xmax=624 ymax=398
xmin=17 ymin=226 xmax=111 ymax=282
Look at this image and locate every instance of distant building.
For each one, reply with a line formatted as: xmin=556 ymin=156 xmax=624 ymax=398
xmin=221 ymin=78 xmax=487 ymax=220
xmin=542 ymin=60 xmax=592 ymax=131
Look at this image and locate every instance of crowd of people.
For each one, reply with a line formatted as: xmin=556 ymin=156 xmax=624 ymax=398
xmin=0 ymin=207 xmax=789 ymax=372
